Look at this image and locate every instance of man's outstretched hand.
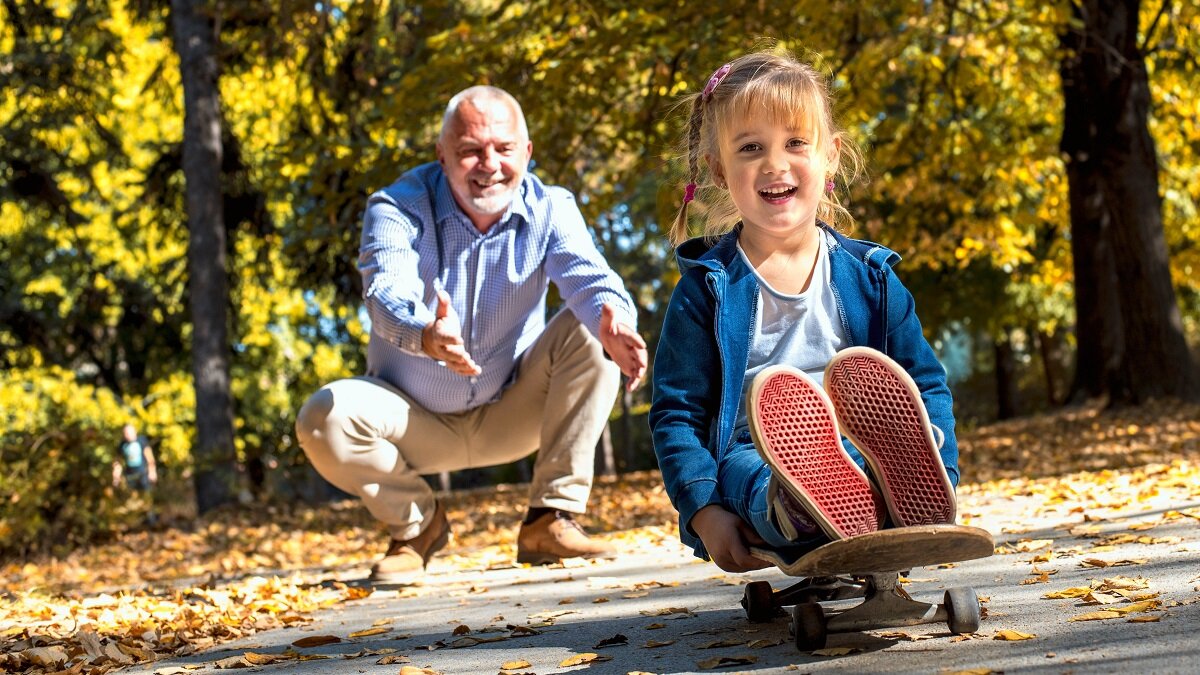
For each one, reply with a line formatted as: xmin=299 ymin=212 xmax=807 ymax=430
xmin=599 ymin=303 xmax=648 ymax=392
xmin=422 ymin=290 xmax=482 ymax=376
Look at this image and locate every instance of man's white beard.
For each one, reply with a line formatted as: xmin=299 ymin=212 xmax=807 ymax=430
xmin=467 ymin=184 xmax=514 ymax=217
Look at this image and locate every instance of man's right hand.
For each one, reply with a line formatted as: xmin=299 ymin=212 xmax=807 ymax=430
xmin=422 ymin=290 xmax=482 ymax=376
xmin=690 ymin=504 xmax=773 ymax=573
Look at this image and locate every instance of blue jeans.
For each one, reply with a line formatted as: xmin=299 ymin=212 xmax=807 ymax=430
xmin=126 ymin=468 xmax=151 ymax=493
xmin=717 ymin=439 xmax=829 ymax=559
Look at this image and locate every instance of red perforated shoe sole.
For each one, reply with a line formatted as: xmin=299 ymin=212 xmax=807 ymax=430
xmin=748 ymin=366 xmax=884 ymax=540
xmin=824 ymin=347 xmax=956 ymax=527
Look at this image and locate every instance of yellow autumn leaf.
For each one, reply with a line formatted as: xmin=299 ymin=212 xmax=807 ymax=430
xmin=348 ymin=627 xmax=390 ymax=638
xmin=699 ymin=639 xmax=746 ymax=649
xmin=560 ymin=653 xmax=612 ymax=666
xmin=243 ymin=651 xmax=292 ymax=665
xmin=501 ymin=660 xmax=532 ymax=669
xmin=994 ymin=630 xmax=1036 ymax=640
xmin=639 ymin=607 xmax=693 ymax=616
xmin=811 ymin=646 xmax=859 ymax=656
xmin=1083 ymin=591 xmax=1123 ymax=605
xmin=291 ymin=635 xmax=341 ymax=648
xmin=747 ymin=638 xmax=784 ymax=648
xmin=1043 ymin=586 xmax=1092 ymax=599
xmin=697 ymin=655 xmax=758 ymax=668
xmin=644 ymin=639 xmax=676 ymax=648
xmin=1108 ymin=600 xmax=1161 ymax=614
xmin=1101 ymin=576 xmax=1150 ymax=590
xmin=1014 ymin=539 xmax=1053 ymax=552
xmin=1071 ymin=611 xmax=1122 ymax=621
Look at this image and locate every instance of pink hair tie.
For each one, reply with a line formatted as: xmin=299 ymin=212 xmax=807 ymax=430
xmin=683 ymin=182 xmax=697 ymax=205
xmin=702 ymin=63 xmax=732 ymax=100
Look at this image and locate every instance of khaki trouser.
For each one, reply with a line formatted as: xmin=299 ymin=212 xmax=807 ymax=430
xmin=295 ymin=310 xmax=620 ymax=541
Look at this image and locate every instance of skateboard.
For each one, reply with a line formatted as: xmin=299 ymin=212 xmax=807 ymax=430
xmin=742 ymin=524 xmax=994 ymax=650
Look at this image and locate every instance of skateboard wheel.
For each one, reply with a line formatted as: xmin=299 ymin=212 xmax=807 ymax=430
xmin=944 ymin=587 xmax=981 ymax=634
xmin=742 ymin=581 xmax=776 ymax=623
xmin=792 ymin=602 xmax=827 ymax=651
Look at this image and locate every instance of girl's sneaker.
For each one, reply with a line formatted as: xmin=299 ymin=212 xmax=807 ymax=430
xmin=824 ymin=347 xmax=956 ymax=527
xmin=748 ymin=365 xmax=885 ymax=541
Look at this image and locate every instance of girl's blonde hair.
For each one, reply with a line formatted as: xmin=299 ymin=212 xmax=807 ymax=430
xmin=669 ymin=50 xmax=864 ymax=247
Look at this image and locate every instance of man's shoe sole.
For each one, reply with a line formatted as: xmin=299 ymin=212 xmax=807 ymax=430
xmin=368 ymin=517 xmax=450 ymax=584
xmin=515 ymin=549 xmax=614 ymax=566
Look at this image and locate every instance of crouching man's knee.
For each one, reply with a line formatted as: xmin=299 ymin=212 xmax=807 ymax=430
xmin=295 ymin=386 xmax=337 ymax=458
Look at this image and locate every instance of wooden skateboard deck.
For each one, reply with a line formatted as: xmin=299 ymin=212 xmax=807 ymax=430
xmin=751 ymin=524 xmax=994 ymax=577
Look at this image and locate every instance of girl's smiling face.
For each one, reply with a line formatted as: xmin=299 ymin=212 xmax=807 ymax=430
xmin=709 ymin=111 xmax=838 ymax=239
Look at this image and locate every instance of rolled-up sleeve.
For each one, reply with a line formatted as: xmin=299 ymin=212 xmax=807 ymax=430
xmin=542 ymin=189 xmax=638 ymax=335
xmin=359 ymin=191 xmax=434 ymax=355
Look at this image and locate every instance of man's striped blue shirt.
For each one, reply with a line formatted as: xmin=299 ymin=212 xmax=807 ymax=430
xmin=359 ymin=162 xmax=637 ymax=414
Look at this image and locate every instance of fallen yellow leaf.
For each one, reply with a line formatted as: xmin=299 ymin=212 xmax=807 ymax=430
xmin=560 ymin=653 xmax=612 ymax=667
xmin=811 ymin=646 xmax=859 ymax=656
xmin=501 ymin=660 xmax=532 ymax=669
xmin=1070 ymin=610 xmax=1122 ymax=621
xmin=1108 ymin=600 xmax=1161 ymax=614
xmin=699 ymin=639 xmax=746 ymax=649
xmin=644 ymin=639 xmax=676 ymax=648
xmin=994 ymin=630 xmax=1036 ymax=640
xmin=291 ymin=635 xmax=341 ymax=648
xmin=697 ymin=655 xmax=758 ymax=668
xmin=348 ymin=626 xmax=390 ymax=638
xmin=640 ymin=607 xmax=693 ymax=617
xmin=1043 ymin=587 xmax=1092 ymax=599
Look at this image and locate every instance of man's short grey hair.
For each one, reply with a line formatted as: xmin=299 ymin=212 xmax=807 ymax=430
xmin=440 ymin=86 xmax=529 ymax=141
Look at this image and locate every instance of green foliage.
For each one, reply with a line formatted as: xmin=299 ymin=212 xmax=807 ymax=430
xmin=0 ymin=367 xmax=134 ymax=556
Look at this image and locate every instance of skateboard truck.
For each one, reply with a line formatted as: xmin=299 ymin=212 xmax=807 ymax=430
xmin=743 ymin=524 xmax=993 ymax=650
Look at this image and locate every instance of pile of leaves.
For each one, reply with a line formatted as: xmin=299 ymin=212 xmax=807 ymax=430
xmin=3 ymin=400 xmax=1200 ymax=674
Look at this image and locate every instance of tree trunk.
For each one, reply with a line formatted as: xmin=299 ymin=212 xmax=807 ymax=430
xmin=1060 ymin=0 xmax=1197 ymax=405
xmin=619 ymin=387 xmax=634 ymax=473
xmin=172 ymin=0 xmax=238 ymax=512
xmin=595 ymin=423 xmax=615 ymax=477
xmin=993 ymin=330 xmax=1019 ymax=420
xmin=1036 ymin=327 xmax=1066 ymax=407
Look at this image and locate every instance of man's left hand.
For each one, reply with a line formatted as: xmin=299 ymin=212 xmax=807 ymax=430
xmin=599 ymin=303 xmax=648 ymax=392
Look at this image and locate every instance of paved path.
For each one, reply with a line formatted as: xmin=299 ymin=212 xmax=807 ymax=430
xmin=128 ymin=482 xmax=1200 ymax=674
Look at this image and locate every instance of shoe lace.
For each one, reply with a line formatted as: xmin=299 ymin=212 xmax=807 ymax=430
xmin=554 ymin=510 xmax=588 ymax=535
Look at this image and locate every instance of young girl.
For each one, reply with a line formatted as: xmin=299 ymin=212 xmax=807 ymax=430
xmin=649 ymin=51 xmax=959 ymax=573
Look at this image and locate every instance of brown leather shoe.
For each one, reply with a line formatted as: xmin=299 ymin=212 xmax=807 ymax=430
xmin=516 ymin=511 xmax=615 ymax=565
xmin=370 ymin=503 xmax=450 ymax=584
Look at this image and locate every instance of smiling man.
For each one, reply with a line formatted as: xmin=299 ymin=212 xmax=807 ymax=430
xmin=295 ymin=86 xmax=647 ymax=584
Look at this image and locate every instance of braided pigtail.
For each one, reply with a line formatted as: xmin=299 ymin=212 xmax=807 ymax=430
xmin=669 ymin=97 xmax=706 ymax=247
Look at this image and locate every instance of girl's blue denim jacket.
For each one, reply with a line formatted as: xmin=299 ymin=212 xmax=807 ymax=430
xmin=649 ymin=224 xmax=959 ymax=559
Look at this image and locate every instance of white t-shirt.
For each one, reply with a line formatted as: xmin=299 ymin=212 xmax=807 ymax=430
xmin=733 ymin=229 xmax=848 ymax=436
